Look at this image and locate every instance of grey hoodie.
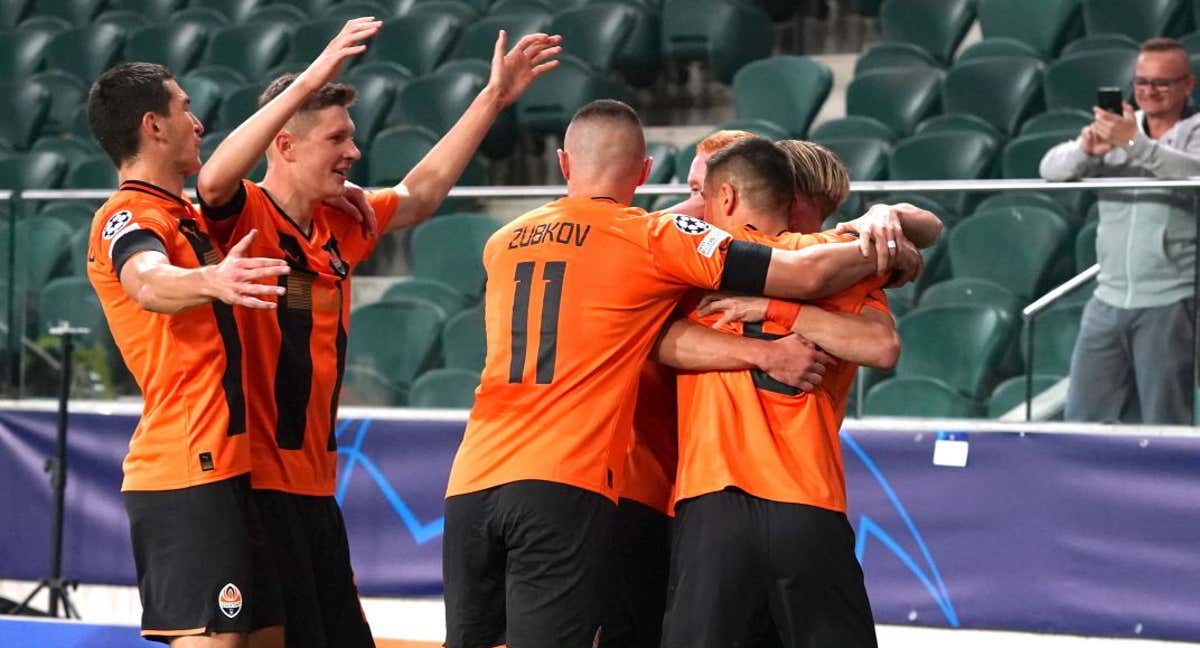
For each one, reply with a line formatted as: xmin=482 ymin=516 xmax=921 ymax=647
xmin=1039 ymin=110 xmax=1198 ymax=309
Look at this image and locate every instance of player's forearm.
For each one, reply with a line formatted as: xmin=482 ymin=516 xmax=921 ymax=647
xmin=388 ymin=87 xmax=504 ymax=232
xmin=122 ymin=260 xmax=213 ymax=314
xmin=791 ymin=307 xmax=898 ymax=370
xmin=763 ymin=242 xmax=878 ymax=300
xmin=654 ymin=318 xmax=766 ymax=372
xmin=890 ymin=203 xmax=942 ymax=249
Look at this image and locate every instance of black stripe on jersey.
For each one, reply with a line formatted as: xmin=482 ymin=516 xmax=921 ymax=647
xmin=111 ymin=229 xmax=166 ymax=278
xmin=197 ymin=180 xmax=248 ymax=221
xmin=274 ymin=232 xmax=315 ymax=451
xmin=178 ymin=219 xmax=247 ymax=436
xmin=328 ymin=281 xmax=347 ymax=452
xmin=741 ymin=322 xmax=801 ymax=397
xmin=720 ymin=240 xmax=772 ymax=296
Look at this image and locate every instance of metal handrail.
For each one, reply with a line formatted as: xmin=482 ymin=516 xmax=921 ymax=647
xmin=1020 ymin=265 xmax=1101 ymax=422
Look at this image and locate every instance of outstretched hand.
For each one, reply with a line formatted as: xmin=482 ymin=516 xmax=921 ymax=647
xmin=203 ymin=229 xmax=290 ymax=309
xmin=298 ymin=17 xmax=382 ymax=91
xmin=486 ymin=29 xmax=563 ymax=108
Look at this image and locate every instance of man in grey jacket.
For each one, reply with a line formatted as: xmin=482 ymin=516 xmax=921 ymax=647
xmin=1040 ymin=37 xmax=1197 ymax=425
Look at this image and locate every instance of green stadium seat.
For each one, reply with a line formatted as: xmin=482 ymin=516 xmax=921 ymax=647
xmin=864 ymin=376 xmax=982 ymax=417
xmin=1183 ymin=30 xmax=1200 ymax=54
xmin=29 ymin=0 xmax=105 ymax=25
xmin=92 ymin=9 xmax=151 ymax=33
xmin=975 ymin=190 xmax=1075 ymax=224
xmin=882 ymin=284 xmax=914 ymax=319
xmin=488 ymin=0 xmax=552 ymax=15
xmin=408 ymin=367 xmax=479 ymax=408
xmin=880 ymin=0 xmax=975 ymax=64
xmin=732 ymin=56 xmax=831 ymax=139
xmin=913 ymin=113 xmax=1004 ymax=141
xmin=987 ymin=374 xmax=1063 ymax=418
xmin=347 ymin=297 xmax=447 ymax=397
xmin=39 ymin=201 xmax=94 ymax=233
xmin=1060 ymin=33 xmax=1140 ymax=57
xmin=177 ymin=72 xmax=227 ymax=126
xmin=409 ymin=213 xmax=503 ymax=300
xmin=889 ymin=132 xmax=998 ymax=184
xmin=809 ymin=116 xmax=897 ymax=142
xmin=942 ymin=57 xmax=1043 ymax=136
xmin=1019 ymin=109 xmax=1092 ymax=136
xmin=366 ymin=13 xmax=462 ymax=76
xmin=0 ymin=150 xmax=67 ymax=189
xmin=450 ymin=11 xmax=553 ymax=63
xmin=516 ymin=55 xmax=612 ymax=136
xmin=244 ymin=4 xmax=309 ymax=32
xmin=367 ymin=126 xmax=486 ymax=212
xmin=15 ymin=217 xmax=73 ymax=293
xmin=894 ymin=304 xmax=1014 ymax=399
xmin=44 ymin=23 xmax=125 ymax=82
xmin=203 ymin=23 xmax=291 ymax=81
xmin=876 ymin=192 xmax=959 ymax=234
xmin=845 ymin=67 xmax=943 ymax=137
xmin=108 ymin=0 xmax=186 ymax=22
xmin=340 ymin=64 xmax=399 ymax=143
xmin=169 ymin=6 xmax=230 ymax=33
xmin=392 ymin=59 xmax=516 ymax=159
xmin=978 ymin=0 xmax=1082 ymax=58
xmin=323 ymin=0 xmax=392 ymax=22
xmin=284 ymin=18 xmax=351 ymax=70
xmin=125 ymin=23 xmax=209 ymax=75
xmin=810 ymin=137 xmax=890 ymax=181
xmin=714 ymin=118 xmax=790 ymax=140
xmin=1044 ymin=50 xmax=1138 ymax=112
xmin=0 ymin=80 xmax=49 ymax=150
xmin=198 ymin=131 xmax=266 ymax=180
xmin=65 ymin=155 xmax=117 ymax=189
xmin=28 ymin=70 xmax=87 ymax=137
xmin=608 ymin=1 xmax=660 ymax=87
xmin=949 ymin=207 xmax=1070 ymax=300
xmin=382 ymin=276 xmax=469 ymax=314
xmin=633 ymin=141 xmax=677 ymax=209
xmin=340 ymin=364 xmax=404 ymax=406
xmin=956 ymin=37 xmax=1045 ymax=63
xmin=918 ymin=277 xmax=1024 ymax=320
xmin=1022 ymin=303 xmax=1084 ymax=375
xmin=441 ymin=305 xmax=485 ymax=371
xmin=215 ymin=84 xmax=262 ymax=132
xmin=854 ymin=42 xmax=942 ymax=76
xmin=37 ymin=276 xmax=110 ymax=345
xmin=549 ymin=4 xmax=635 ymax=73
xmin=0 ymin=0 xmax=29 ymax=28
xmin=1002 ymin=131 xmax=1075 ymax=179
xmin=189 ymin=0 xmax=264 ymax=25
xmin=65 ymin=228 xmax=88 ymax=277
xmin=0 ymin=23 xmax=61 ymax=83
xmin=660 ymin=0 xmax=774 ymax=84
xmin=1075 ymin=218 xmax=1098 ymax=271
xmin=407 ymin=0 xmax=480 ymax=22
xmin=1081 ymin=0 xmax=1191 ymax=41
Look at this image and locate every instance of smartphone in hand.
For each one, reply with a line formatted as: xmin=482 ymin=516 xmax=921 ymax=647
xmin=1097 ymin=87 xmax=1124 ymax=115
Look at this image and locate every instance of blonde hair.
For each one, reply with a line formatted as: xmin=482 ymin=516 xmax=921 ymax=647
xmin=696 ymin=129 xmax=757 ymax=157
xmin=776 ymin=139 xmax=850 ymax=207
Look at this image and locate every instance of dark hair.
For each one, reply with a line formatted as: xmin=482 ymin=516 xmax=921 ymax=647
xmin=258 ymin=73 xmax=358 ymax=114
xmin=705 ymin=137 xmax=795 ymax=214
xmin=570 ymin=99 xmax=643 ymax=129
xmin=1141 ymin=37 xmax=1187 ymax=55
xmin=87 ymin=62 xmax=175 ymax=167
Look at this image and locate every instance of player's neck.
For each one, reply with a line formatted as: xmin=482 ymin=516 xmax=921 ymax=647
xmin=119 ymin=159 xmax=187 ymax=198
xmin=259 ymin=175 xmax=318 ymax=232
xmin=565 ymin=180 xmax=635 ymax=206
xmin=745 ymin=212 xmax=789 ymax=236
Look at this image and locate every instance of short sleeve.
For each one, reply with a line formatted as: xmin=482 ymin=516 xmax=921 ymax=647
xmin=862 ymin=289 xmax=890 ymax=315
xmin=95 ymin=205 xmax=175 ymax=276
xmin=645 ymin=213 xmax=734 ymax=291
xmin=330 ymin=188 xmax=401 ymax=267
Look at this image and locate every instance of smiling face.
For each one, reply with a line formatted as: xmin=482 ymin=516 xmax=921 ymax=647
xmin=1133 ymin=48 xmax=1195 ymax=120
xmin=285 ymin=105 xmax=360 ymax=200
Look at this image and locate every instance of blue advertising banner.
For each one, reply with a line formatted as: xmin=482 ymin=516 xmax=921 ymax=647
xmin=2 ymin=405 xmax=1198 ymax=641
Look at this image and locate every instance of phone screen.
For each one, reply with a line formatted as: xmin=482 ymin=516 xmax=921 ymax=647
xmin=1097 ymin=87 xmax=1124 ymax=115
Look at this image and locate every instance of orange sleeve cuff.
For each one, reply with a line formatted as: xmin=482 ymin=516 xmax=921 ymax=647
xmin=765 ymin=299 xmax=802 ymax=330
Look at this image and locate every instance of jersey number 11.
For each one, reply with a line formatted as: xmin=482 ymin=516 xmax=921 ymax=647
xmin=508 ymin=260 xmax=566 ymax=384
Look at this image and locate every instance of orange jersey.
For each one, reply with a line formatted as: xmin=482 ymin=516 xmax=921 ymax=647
xmin=87 ymin=180 xmax=249 ymax=491
xmin=673 ymin=228 xmax=890 ymax=512
xmin=622 ymin=361 xmax=678 ymax=514
xmin=446 ymin=198 xmax=764 ymax=502
xmin=201 ymin=180 xmax=400 ymax=495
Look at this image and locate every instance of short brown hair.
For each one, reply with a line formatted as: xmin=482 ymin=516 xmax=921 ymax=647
xmin=570 ymin=99 xmax=643 ymax=129
xmin=776 ymin=140 xmax=850 ymax=208
xmin=705 ymin=137 xmax=795 ymax=215
xmin=88 ymin=62 xmax=175 ymax=167
xmin=258 ymin=73 xmax=357 ymax=114
xmin=696 ymin=130 xmax=755 ymax=157
xmin=1141 ymin=37 xmax=1187 ymax=55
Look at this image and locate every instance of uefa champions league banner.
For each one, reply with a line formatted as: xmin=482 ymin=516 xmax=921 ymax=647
xmin=2 ymin=407 xmax=1200 ymax=642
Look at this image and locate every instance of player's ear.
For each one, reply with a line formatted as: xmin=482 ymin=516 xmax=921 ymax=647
xmin=276 ymin=130 xmax=296 ymax=162
xmin=635 ymin=157 xmax=651 ymax=187
xmin=141 ymin=111 xmax=162 ymax=142
xmin=557 ymin=148 xmax=570 ymax=182
xmin=719 ymin=182 xmax=737 ymax=216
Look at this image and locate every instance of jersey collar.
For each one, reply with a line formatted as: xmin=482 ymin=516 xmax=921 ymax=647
xmin=119 ymin=180 xmax=191 ymax=210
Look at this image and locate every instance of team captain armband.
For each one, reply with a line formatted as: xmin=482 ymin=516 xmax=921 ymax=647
xmin=719 ymin=240 xmax=772 ymax=295
xmin=765 ymin=299 xmax=802 ymax=330
xmin=111 ymin=229 xmax=167 ymax=278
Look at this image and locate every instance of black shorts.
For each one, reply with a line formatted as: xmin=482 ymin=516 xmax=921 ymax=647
xmin=123 ymin=474 xmax=284 ymax=644
xmin=443 ymin=480 xmax=615 ymax=648
xmin=600 ymin=498 xmax=670 ymax=648
xmin=661 ymin=488 xmax=877 ymax=648
xmin=253 ymin=489 xmax=374 ymax=648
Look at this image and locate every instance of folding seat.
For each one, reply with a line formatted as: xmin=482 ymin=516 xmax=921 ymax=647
xmin=215 ymin=84 xmax=263 ymax=133
xmin=888 ymin=131 xmax=998 ymax=187
xmin=732 ymin=56 xmax=832 ymax=139
xmin=283 ymin=19 xmax=348 ymax=71
xmin=913 ymin=114 xmax=1004 ymax=142
xmin=334 ymin=65 xmax=398 ymax=143
xmin=633 ymin=141 xmax=677 ymax=209
xmin=549 ymin=4 xmax=636 ymax=73
xmin=809 ymin=116 xmax=896 ymax=142
xmin=37 ymin=276 xmax=110 ymax=346
xmin=244 ymin=4 xmax=309 ymax=31
xmin=1081 ymin=0 xmax=1191 ymax=42
xmin=0 ymin=150 xmax=67 ymax=190
xmin=864 ymin=376 xmax=982 ymax=418
xmin=43 ymin=23 xmax=125 ymax=81
xmin=125 ymin=22 xmax=210 ymax=75
xmin=408 ymin=368 xmax=479 ymax=408
xmin=382 ymin=277 xmax=469 ymax=316
xmin=322 ymin=1 xmax=393 ymax=22
xmin=941 ymin=57 xmax=1043 ymax=136
xmin=188 ymin=0 xmax=264 ymax=25
xmin=987 ymin=374 xmax=1064 ymax=418
xmin=0 ymin=20 xmax=63 ymax=82
xmin=809 ymin=137 xmax=890 ymax=181
xmin=956 ymin=38 xmax=1044 ymax=63
xmin=347 ymin=297 xmax=448 ymax=401
xmin=392 ymin=60 xmax=516 ymax=159
xmin=1021 ymin=303 xmax=1085 ymax=376
xmin=450 ymin=11 xmax=552 ymax=63
xmin=168 ymin=6 xmax=229 ymax=33
xmin=0 ymin=0 xmax=29 ymax=27
xmin=516 ymin=55 xmax=612 ymax=136
xmin=1182 ymin=30 xmax=1200 ymax=54
xmin=843 ymin=67 xmax=943 ymax=137
xmin=201 ymin=23 xmax=291 ymax=81
xmin=607 ymin=0 xmax=660 ymax=87
xmin=660 ymin=0 xmax=774 ymax=84
xmin=407 ymin=0 xmax=480 ymax=22
xmin=198 ymin=130 xmax=266 ymax=180
xmin=879 ymin=0 xmax=975 ymax=64
xmin=177 ymin=71 xmax=232 ymax=127
xmin=918 ymin=277 xmax=1024 ymax=321
xmin=367 ymin=126 xmax=487 ymax=211
xmin=1060 ymin=33 xmax=1140 ymax=57
xmin=340 ymin=365 xmax=403 ymax=406
xmin=1019 ymin=109 xmax=1091 ymax=136
xmin=107 ymin=0 xmax=186 ymax=22
xmin=365 ymin=12 xmax=463 ymax=76
xmin=854 ymin=42 xmax=941 ymax=76
xmin=949 ymin=206 xmax=1071 ymax=300
xmin=892 ymin=303 xmax=1014 ymax=399
xmin=64 ymin=156 xmax=118 ymax=188
xmin=1043 ymin=50 xmax=1138 ymax=112
xmin=408 ymin=213 xmax=503 ymax=300
xmin=975 ymin=191 xmax=1074 ymax=224
xmin=15 ymin=218 xmax=74 ymax=296
xmin=25 ymin=71 xmax=82 ymax=138
xmin=977 ymin=0 xmax=1082 ymax=58
xmin=441 ymin=306 xmax=485 ymax=371
xmin=29 ymin=0 xmax=105 ymax=25
xmin=1004 ymin=131 xmax=1079 ymax=179
xmin=487 ymin=0 xmax=553 ymax=14
xmin=1075 ymin=219 xmax=1098 ymax=271
xmin=39 ymin=201 xmax=95 ymax=234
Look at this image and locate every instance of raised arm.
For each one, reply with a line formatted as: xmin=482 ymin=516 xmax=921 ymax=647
xmin=384 ymin=30 xmax=561 ymax=232
xmin=1093 ymin=102 xmax=1200 ymax=178
xmin=1039 ymin=126 xmax=1105 ymax=181
xmin=836 ymin=202 xmax=943 ymax=253
xmin=119 ymin=230 xmax=289 ymax=314
xmin=196 ymin=18 xmax=382 ymax=207
xmin=653 ymin=317 xmax=831 ymax=391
